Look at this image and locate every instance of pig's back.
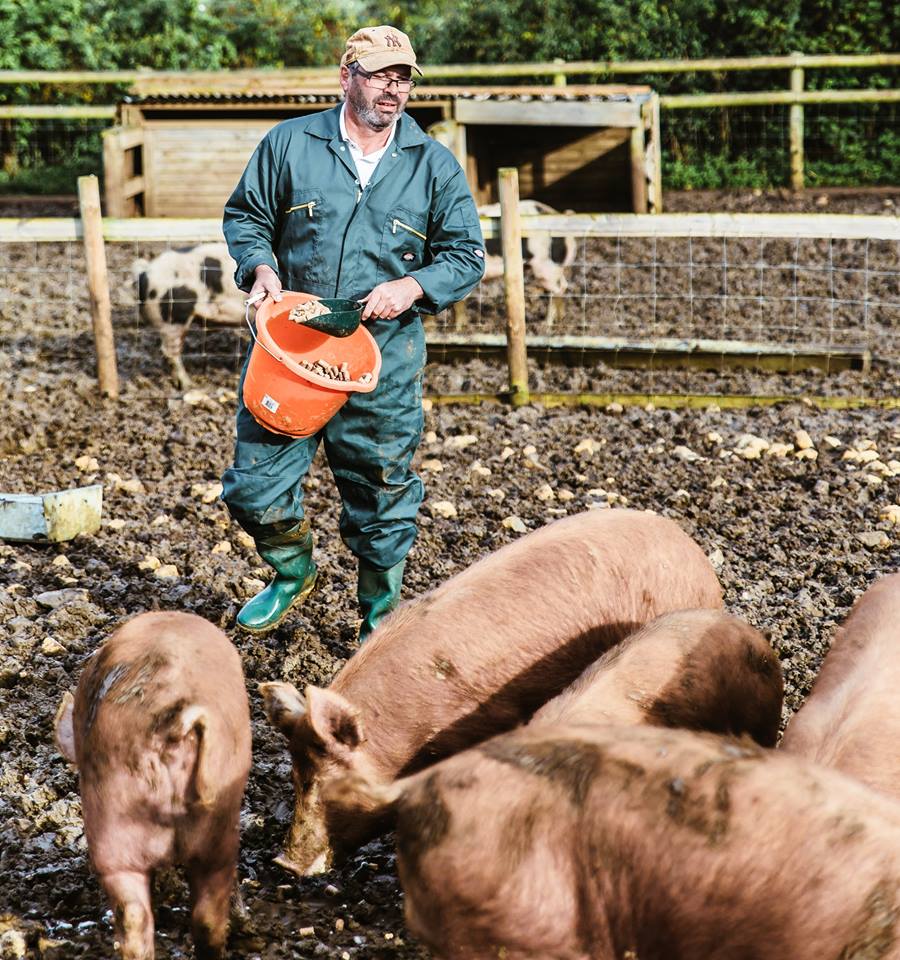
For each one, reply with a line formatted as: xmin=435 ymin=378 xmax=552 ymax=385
xmin=532 ymin=609 xmax=782 ymax=746
xmin=74 ymin=611 xmax=250 ymax=769
xmin=336 ymin=509 xmax=722 ymax=770
xmin=782 ymin=574 xmax=900 ymax=788
xmin=394 ymin=724 xmax=900 ymax=960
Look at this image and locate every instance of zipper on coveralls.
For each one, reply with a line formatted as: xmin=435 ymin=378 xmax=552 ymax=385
xmin=334 ymin=188 xmax=365 ymax=295
xmin=286 ymin=200 xmax=317 ymax=216
xmin=392 ymin=218 xmax=426 ymax=241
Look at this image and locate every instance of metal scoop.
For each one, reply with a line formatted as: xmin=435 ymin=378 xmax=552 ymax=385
xmin=245 ymin=292 xmax=363 ymax=338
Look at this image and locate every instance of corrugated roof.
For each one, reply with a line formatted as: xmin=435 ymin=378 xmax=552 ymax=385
xmin=124 ymin=87 xmax=652 ymax=106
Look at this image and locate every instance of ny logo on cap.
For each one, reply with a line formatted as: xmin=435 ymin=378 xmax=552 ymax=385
xmin=385 ymin=32 xmax=403 ymax=48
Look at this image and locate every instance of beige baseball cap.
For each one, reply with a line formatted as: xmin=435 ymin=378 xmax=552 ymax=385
xmin=340 ymin=25 xmax=423 ymax=77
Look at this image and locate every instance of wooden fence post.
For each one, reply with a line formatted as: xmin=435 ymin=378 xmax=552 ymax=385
xmin=498 ymin=167 xmax=529 ymax=406
xmin=553 ymin=58 xmax=567 ymax=87
xmin=790 ymin=53 xmax=805 ymax=191
xmin=78 ymin=174 xmax=119 ymax=399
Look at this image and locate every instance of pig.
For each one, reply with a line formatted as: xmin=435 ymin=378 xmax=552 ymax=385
xmin=260 ymin=507 xmax=723 ymax=876
xmin=529 ymin=608 xmax=783 ymax=747
xmin=329 ymin=723 xmax=900 ymax=960
xmin=782 ymin=572 xmax=900 ymax=799
xmin=133 ymin=243 xmax=243 ymax=390
xmin=455 ymin=199 xmax=576 ymax=328
xmin=54 ymin=611 xmax=252 ymax=960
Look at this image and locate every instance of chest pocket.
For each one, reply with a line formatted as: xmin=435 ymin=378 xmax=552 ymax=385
xmin=376 ymin=208 xmax=428 ymax=284
xmin=280 ymin=188 xmax=328 ymax=284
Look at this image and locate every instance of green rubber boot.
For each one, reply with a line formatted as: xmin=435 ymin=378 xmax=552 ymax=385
xmin=236 ymin=519 xmax=318 ymax=634
xmin=357 ymin=559 xmax=406 ymax=643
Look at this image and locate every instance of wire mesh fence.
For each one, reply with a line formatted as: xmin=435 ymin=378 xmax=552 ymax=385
xmin=0 ymin=119 xmax=107 ymax=192
xmin=1 ymin=214 xmax=897 ymax=402
xmin=663 ymin=102 xmax=900 ymax=189
xmin=804 ymin=102 xmax=900 ymax=185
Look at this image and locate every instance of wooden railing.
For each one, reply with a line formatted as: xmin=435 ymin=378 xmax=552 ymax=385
xmin=3 ymin=165 xmax=897 ymax=405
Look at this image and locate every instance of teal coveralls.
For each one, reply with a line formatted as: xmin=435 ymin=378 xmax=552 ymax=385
xmin=221 ymin=105 xmax=485 ymax=571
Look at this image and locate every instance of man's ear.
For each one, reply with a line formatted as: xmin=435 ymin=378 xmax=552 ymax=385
xmin=304 ymin=686 xmax=365 ymax=755
xmin=260 ymin=682 xmax=307 ymax=738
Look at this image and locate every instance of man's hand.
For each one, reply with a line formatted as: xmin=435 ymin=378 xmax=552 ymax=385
xmin=361 ymin=277 xmax=423 ymax=321
xmin=249 ymin=264 xmax=282 ymax=304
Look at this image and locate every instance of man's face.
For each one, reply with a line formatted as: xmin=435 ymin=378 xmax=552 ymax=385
xmin=341 ymin=64 xmax=412 ymax=131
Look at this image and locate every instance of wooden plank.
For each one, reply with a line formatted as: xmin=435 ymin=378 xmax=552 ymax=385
xmin=0 ymin=218 xmax=220 ymax=242
xmin=102 ymin=128 xmax=128 ymax=218
xmin=142 ymin=122 xmax=158 ymax=217
xmin=422 ymin=54 xmax=900 ymax=76
xmin=123 ymin=175 xmax=145 ymax=199
xmin=420 ymin=84 xmax=651 ymax=96
xmin=649 ymin=95 xmax=663 ymax=214
xmin=629 ymin=125 xmax=648 ymax=213
xmin=143 ymin=119 xmax=277 ymax=131
xmin=424 ymin=333 xmax=871 ymax=374
xmin=424 ymin=392 xmax=900 ymax=411
xmin=145 ymin=123 xmax=269 ymax=215
xmin=455 ymin=99 xmax=642 ymax=127
xmin=0 ymin=484 xmax=103 ymax=543
xmin=120 ymin=105 xmax=143 ymax=127
xmin=478 ymin=212 xmax=900 ymax=241
xmin=112 ymin=126 xmax=144 ymax=151
xmin=1 ymin=212 xmax=897 ymax=245
xmin=662 ymin=88 xmax=900 ymax=109
xmin=0 ymin=105 xmax=115 ymax=119
xmin=1 ymin=55 xmax=898 ymax=85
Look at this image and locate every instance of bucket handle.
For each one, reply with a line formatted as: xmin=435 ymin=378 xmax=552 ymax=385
xmin=244 ymin=293 xmax=283 ymax=365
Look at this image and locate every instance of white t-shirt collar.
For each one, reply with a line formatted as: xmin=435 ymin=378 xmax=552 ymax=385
xmin=339 ymin=104 xmax=396 ymax=156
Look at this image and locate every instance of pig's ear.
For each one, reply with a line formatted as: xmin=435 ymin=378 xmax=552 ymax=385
xmin=54 ymin=692 xmax=77 ymax=764
xmin=179 ymin=705 xmax=214 ymax=807
xmin=260 ymin=681 xmax=307 ymax=737
xmin=304 ymin=686 xmax=365 ymax=755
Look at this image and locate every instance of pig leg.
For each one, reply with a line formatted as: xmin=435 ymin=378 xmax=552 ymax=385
xmin=187 ymin=862 xmax=235 ymax=960
xmin=545 ymin=293 xmax=565 ymax=329
xmin=102 ymin=871 xmax=154 ymax=960
xmin=158 ymin=323 xmax=193 ymax=392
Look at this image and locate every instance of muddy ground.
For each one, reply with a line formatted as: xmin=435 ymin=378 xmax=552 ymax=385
xmin=0 ymin=189 xmax=898 ymax=959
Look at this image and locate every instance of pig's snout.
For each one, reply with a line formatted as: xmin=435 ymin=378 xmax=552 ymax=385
xmin=273 ymin=848 xmax=331 ymax=877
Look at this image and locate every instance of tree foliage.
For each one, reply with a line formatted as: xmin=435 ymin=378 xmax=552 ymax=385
xmin=0 ymin=0 xmax=895 ymax=190
xmin=0 ymin=0 xmax=895 ymax=72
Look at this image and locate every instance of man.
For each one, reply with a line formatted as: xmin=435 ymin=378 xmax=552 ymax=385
xmin=221 ymin=25 xmax=485 ymax=640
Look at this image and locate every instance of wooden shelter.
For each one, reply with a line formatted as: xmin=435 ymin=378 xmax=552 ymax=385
xmin=103 ymin=85 xmax=661 ymax=218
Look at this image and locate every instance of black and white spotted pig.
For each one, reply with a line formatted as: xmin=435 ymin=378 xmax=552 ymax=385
xmin=134 ymin=243 xmax=243 ymax=389
xmin=459 ymin=199 xmax=576 ymax=327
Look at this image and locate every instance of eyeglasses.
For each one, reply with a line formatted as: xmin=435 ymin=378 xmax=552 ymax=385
xmin=352 ymin=66 xmax=416 ymax=92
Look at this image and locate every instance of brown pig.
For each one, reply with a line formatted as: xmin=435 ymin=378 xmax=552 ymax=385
xmin=782 ymin=572 xmax=900 ymax=798
xmin=530 ymin=608 xmax=783 ymax=746
xmin=54 ymin=611 xmax=252 ymax=960
xmin=261 ymin=507 xmax=722 ymax=875
xmin=330 ymin=723 xmax=900 ymax=960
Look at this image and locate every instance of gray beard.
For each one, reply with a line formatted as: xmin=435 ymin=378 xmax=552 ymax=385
xmin=347 ymin=83 xmax=403 ymax=131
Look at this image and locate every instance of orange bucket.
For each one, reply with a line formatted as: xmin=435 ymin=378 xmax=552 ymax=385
xmin=243 ymin=291 xmax=382 ymax=438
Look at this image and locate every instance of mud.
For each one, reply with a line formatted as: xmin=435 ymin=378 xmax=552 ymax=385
xmin=0 ymin=189 xmax=898 ymax=958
